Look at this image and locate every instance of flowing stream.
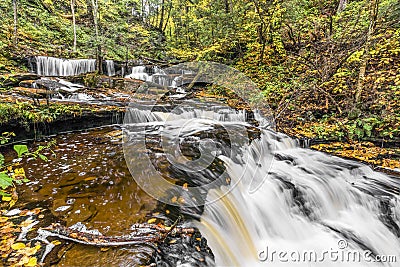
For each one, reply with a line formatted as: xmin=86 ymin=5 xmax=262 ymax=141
xmin=122 ymin=96 xmax=400 ymax=266
xmin=9 ymin=95 xmax=400 ymax=266
xmin=197 ymin=130 xmax=400 ymax=266
xmin=11 ymin=59 xmax=400 ymax=266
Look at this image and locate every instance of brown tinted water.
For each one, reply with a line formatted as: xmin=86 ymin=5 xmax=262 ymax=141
xmin=15 ymin=126 xmax=157 ymax=266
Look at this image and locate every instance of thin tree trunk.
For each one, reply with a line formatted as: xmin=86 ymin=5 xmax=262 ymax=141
xmin=141 ymin=0 xmax=144 ymax=22
xmin=71 ymin=0 xmax=77 ymax=52
xmin=13 ymin=0 xmax=18 ymax=45
xmin=337 ymin=0 xmax=347 ymax=14
xmin=224 ymin=0 xmax=230 ymax=13
xmin=355 ymin=0 xmax=379 ymax=105
xmin=162 ymin=1 xmax=172 ymax=33
xmin=158 ymin=0 xmax=165 ymax=32
xmin=91 ymin=0 xmax=102 ymax=73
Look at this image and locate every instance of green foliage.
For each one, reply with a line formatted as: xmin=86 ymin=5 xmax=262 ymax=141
xmin=0 ymin=101 xmax=83 ymax=128
xmin=0 ymin=0 xmax=167 ymax=73
xmin=0 ymin=0 xmax=398 ymax=143
xmin=0 ymin=132 xmax=55 ymax=198
xmin=13 ymin=145 xmax=28 ymax=158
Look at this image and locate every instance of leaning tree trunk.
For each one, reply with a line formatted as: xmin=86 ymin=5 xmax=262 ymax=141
xmin=71 ymin=0 xmax=77 ymax=52
xmin=355 ymin=0 xmax=379 ymax=106
xmin=158 ymin=0 xmax=165 ymax=32
xmin=12 ymin=0 xmax=18 ymax=45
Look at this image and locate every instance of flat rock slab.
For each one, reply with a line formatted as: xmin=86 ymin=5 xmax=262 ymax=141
xmin=1 ymin=73 xmax=40 ymax=87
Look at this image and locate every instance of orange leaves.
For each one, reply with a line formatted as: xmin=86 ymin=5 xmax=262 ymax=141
xmin=0 ymin=207 xmax=49 ymax=267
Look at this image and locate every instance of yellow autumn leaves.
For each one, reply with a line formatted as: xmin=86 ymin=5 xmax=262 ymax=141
xmin=311 ymin=142 xmax=400 ymax=169
xmin=8 ymin=242 xmax=40 ymax=267
xmin=0 ymin=207 xmax=62 ymax=267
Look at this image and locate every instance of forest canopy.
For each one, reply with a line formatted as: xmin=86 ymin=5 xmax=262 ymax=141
xmin=0 ymin=0 xmax=399 ymax=143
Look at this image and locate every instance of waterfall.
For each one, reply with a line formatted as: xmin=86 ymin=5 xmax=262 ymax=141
xmin=125 ymin=66 xmax=149 ymax=81
xmin=35 ymin=56 xmax=96 ymax=76
xmin=105 ymin=60 xmax=116 ymax=76
xmin=122 ymin=97 xmax=400 ymax=266
xmin=124 ymin=104 xmax=250 ymax=125
xmin=125 ymin=66 xmax=171 ymax=87
xmin=197 ymin=130 xmax=400 ymax=266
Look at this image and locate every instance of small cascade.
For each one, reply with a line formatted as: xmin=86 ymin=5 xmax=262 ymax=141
xmin=105 ymin=60 xmax=116 ymax=76
xmin=126 ymin=66 xmax=149 ymax=81
xmin=124 ymin=65 xmax=197 ymax=90
xmin=125 ymin=66 xmax=172 ymax=87
xmin=125 ymin=102 xmax=251 ymax=125
xmin=35 ymin=56 xmax=96 ymax=76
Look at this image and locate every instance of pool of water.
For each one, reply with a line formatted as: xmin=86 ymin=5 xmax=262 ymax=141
xmin=14 ymin=126 xmax=157 ymax=266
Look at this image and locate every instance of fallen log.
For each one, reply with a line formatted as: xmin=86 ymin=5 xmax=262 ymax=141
xmin=38 ymin=221 xmax=196 ymax=247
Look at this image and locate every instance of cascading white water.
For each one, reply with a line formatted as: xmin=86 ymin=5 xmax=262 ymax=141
xmin=35 ymin=56 xmax=96 ymax=76
xmin=197 ymin=130 xmax=400 ymax=266
xmin=125 ymin=66 xmax=173 ymax=87
xmin=105 ymin=60 xmax=116 ymax=76
xmin=124 ymin=104 xmax=249 ymax=124
xmin=125 ymin=66 xmax=150 ymax=81
xmin=122 ymin=97 xmax=400 ymax=266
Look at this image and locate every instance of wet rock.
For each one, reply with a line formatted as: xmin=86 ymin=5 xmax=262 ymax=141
xmin=12 ymin=87 xmax=52 ymax=98
xmin=0 ymin=73 xmax=40 ymax=87
xmin=19 ymin=80 xmax=37 ymax=88
xmin=34 ymin=79 xmax=65 ymax=90
xmin=149 ymin=231 xmax=214 ymax=267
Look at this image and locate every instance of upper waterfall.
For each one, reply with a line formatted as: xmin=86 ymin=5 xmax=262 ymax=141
xmin=34 ymin=56 xmax=96 ymax=76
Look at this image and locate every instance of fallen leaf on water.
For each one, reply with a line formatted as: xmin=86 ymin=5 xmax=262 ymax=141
xmin=11 ymin=242 xmax=26 ymax=250
xmin=2 ymin=196 xmax=12 ymax=202
xmin=182 ymin=183 xmax=188 ymax=191
xmin=26 ymin=257 xmax=37 ymax=266
xmin=147 ymin=218 xmax=156 ymax=224
xmin=51 ymin=240 xmax=61 ymax=246
xmin=20 ymin=219 xmax=34 ymax=227
xmin=84 ymin=177 xmax=97 ymax=181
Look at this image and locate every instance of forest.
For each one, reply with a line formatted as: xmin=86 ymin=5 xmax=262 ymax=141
xmin=0 ymin=0 xmax=399 ymax=163
xmin=0 ymin=0 xmax=400 ymax=266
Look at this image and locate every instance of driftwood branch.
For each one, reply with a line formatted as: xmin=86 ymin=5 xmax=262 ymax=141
xmin=39 ymin=222 xmax=196 ymax=247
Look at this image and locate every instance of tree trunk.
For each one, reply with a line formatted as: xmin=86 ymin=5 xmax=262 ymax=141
xmin=337 ymin=0 xmax=347 ymax=14
xmin=224 ymin=0 xmax=230 ymax=13
xmin=355 ymin=0 xmax=379 ymax=106
xmin=158 ymin=0 xmax=165 ymax=32
xmin=141 ymin=0 xmax=144 ymax=22
xmin=91 ymin=0 xmax=102 ymax=73
xmin=13 ymin=0 xmax=18 ymax=45
xmin=162 ymin=1 xmax=172 ymax=33
xmin=71 ymin=0 xmax=77 ymax=52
